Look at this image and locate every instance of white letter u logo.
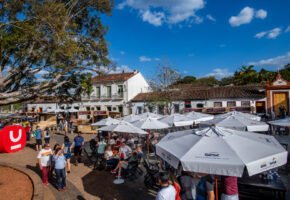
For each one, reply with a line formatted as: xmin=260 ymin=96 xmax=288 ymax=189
xmin=10 ymin=130 xmax=22 ymax=142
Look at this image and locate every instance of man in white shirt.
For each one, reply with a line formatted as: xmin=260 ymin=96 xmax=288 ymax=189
xmin=156 ymin=172 xmax=176 ymax=200
xmin=119 ymin=142 xmax=132 ymax=160
xmin=37 ymin=143 xmax=52 ymax=185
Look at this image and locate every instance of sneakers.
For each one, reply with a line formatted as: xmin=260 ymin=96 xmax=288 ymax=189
xmin=111 ymin=170 xmax=116 ymax=174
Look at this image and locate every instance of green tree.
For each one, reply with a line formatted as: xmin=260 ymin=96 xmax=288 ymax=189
xmin=193 ymin=76 xmax=219 ymax=86
xmin=233 ymin=65 xmax=258 ymax=85
xmin=0 ymin=0 xmax=113 ymax=105
xmin=280 ymin=63 xmax=290 ymax=81
xmin=174 ymin=76 xmax=196 ymax=84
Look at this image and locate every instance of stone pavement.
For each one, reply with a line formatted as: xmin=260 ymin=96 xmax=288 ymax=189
xmin=0 ymin=132 xmax=155 ymax=200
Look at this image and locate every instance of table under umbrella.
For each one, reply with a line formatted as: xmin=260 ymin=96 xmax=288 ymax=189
xmin=200 ymin=115 xmax=269 ymax=132
xmin=98 ymin=121 xmax=148 ymax=135
xmin=159 ymin=113 xmax=194 ymax=127
xmin=91 ymin=117 xmax=120 ymax=127
xmin=132 ymin=117 xmax=169 ymax=130
xmin=156 ymin=127 xmax=287 ymax=177
xmin=216 ymin=111 xmax=261 ymax=121
xmin=268 ymin=118 xmax=290 ymax=127
xmin=185 ymin=111 xmax=214 ymax=124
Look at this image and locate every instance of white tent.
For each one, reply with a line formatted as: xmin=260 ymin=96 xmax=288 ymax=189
xmin=138 ymin=112 xmax=163 ymax=119
xmin=200 ymin=115 xmax=269 ymax=132
xmin=216 ymin=111 xmax=261 ymax=121
xmin=132 ymin=117 xmax=169 ymax=130
xmin=159 ymin=114 xmax=194 ymax=127
xmin=122 ymin=114 xmax=143 ymax=123
xmin=98 ymin=121 xmax=148 ymax=135
xmin=54 ymin=108 xmax=65 ymax=113
xmin=268 ymin=118 xmax=290 ymax=127
xmin=185 ymin=111 xmax=214 ymax=124
xmin=67 ymin=108 xmax=79 ymax=113
xmin=156 ymin=127 xmax=287 ymax=177
xmin=91 ymin=117 xmax=120 ymax=127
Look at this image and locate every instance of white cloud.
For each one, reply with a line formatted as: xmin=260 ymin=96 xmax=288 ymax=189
xmin=154 ymin=58 xmax=161 ymax=61
xmin=139 ymin=56 xmax=152 ymax=62
xmin=120 ymin=51 xmax=125 ymax=55
xmin=141 ymin=10 xmax=165 ymax=26
xmin=206 ymin=14 xmax=216 ymax=22
xmin=285 ymin=26 xmax=290 ymax=32
xmin=249 ymin=52 xmax=290 ymax=67
xmin=255 ymin=27 xmax=282 ymax=39
xmin=255 ymin=9 xmax=267 ymax=19
xmin=118 ymin=0 xmax=205 ymax=26
xmin=206 ymin=68 xmax=233 ymax=79
xmin=229 ymin=7 xmax=267 ymax=27
xmin=109 ymin=65 xmax=133 ymax=74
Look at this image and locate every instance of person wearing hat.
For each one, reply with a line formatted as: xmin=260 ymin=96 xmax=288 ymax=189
xmin=156 ymin=172 xmax=176 ymax=200
xmin=37 ymin=143 xmax=52 ymax=185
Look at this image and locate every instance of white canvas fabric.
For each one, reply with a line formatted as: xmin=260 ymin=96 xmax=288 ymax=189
xmin=138 ymin=112 xmax=163 ymax=119
xmin=185 ymin=112 xmax=214 ymax=124
xmin=159 ymin=114 xmax=194 ymax=127
xmin=98 ymin=121 xmax=148 ymax=135
xmin=216 ymin=111 xmax=261 ymax=121
xmin=91 ymin=117 xmax=120 ymax=127
xmin=268 ymin=118 xmax=290 ymax=127
xmin=200 ymin=115 xmax=269 ymax=132
xmin=122 ymin=114 xmax=143 ymax=123
xmin=132 ymin=117 xmax=169 ymax=130
xmin=156 ymin=127 xmax=287 ymax=177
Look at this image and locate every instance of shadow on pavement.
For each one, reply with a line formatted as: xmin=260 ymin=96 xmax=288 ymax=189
xmin=82 ymin=170 xmax=155 ymax=200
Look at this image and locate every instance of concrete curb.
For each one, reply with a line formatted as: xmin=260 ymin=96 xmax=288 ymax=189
xmin=0 ymin=162 xmax=44 ymax=200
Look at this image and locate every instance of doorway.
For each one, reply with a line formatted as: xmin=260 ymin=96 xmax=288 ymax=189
xmin=273 ymin=92 xmax=289 ymax=116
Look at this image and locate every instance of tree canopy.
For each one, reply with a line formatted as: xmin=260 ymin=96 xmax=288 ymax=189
xmin=0 ymin=0 xmax=113 ymax=105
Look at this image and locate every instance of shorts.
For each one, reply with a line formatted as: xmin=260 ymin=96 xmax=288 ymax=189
xmin=65 ymin=153 xmax=72 ymax=159
xmin=36 ymin=139 xmax=42 ymax=145
xmin=221 ymin=194 xmax=239 ymax=200
xmin=121 ymin=162 xmax=128 ymax=169
xmin=74 ymin=146 xmax=82 ymax=156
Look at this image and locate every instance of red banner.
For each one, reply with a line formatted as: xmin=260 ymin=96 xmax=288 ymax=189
xmin=0 ymin=125 xmax=26 ymax=153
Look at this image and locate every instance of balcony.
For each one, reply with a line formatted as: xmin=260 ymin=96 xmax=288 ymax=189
xmin=81 ymin=93 xmax=125 ymax=101
xmin=185 ymin=106 xmax=253 ymax=114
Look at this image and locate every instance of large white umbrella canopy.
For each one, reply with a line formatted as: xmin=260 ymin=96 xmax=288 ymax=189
xmin=268 ymin=118 xmax=290 ymax=127
xmin=91 ymin=117 xmax=120 ymax=127
xmin=132 ymin=117 xmax=170 ymax=130
xmin=200 ymin=115 xmax=269 ymax=132
xmin=67 ymin=108 xmax=79 ymax=113
xmin=122 ymin=114 xmax=143 ymax=123
xmin=216 ymin=111 xmax=261 ymax=121
xmin=185 ymin=111 xmax=214 ymax=124
xmin=138 ymin=112 xmax=163 ymax=119
xmin=98 ymin=121 xmax=148 ymax=135
xmin=54 ymin=108 xmax=65 ymax=113
xmin=156 ymin=127 xmax=287 ymax=177
xmin=159 ymin=113 xmax=194 ymax=127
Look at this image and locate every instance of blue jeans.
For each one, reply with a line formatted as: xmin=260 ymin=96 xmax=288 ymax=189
xmin=55 ymin=168 xmax=66 ymax=189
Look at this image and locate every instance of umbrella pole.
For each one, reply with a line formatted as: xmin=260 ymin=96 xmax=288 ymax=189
xmin=215 ymin=176 xmax=218 ymax=200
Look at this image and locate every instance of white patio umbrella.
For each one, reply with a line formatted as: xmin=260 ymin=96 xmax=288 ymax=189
xmin=159 ymin=113 xmax=194 ymax=127
xmin=156 ymin=127 xmax=287 ymax=177
xmin=268 ymin=118 xmax=290 ymax=127
xmin=54 ymin=108 xmax=65 ymax=113
xmin=122 ymin=114 xmax=143 ymax=123
xmin=98 ymin=121 xmax=148 ymax=135
xmin=132 ymin=117 xmax=170 ymax=130
xmin=67 ymin=108 xmax=79 ymax=113
xmin=91 ymin=117 xmax=120 ymax=127
xmin=185 ymin=111 xmax=214 ymax=124
xmin=200 ymin=115 xmax=269 ymax=132
xmin=138 ymin=112 xmax=163 ymax=119
xmin=216 ymin=111 xmax=261 ymax=121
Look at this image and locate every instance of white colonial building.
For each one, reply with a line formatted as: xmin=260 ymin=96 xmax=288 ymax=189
xmin=131 ymin=84 xmax=267 ymax=115
xmin=26 ymin=71 xmax=150 ymax=121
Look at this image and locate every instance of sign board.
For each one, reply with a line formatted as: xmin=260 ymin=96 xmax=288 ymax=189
xmin=0 ymin=125 xmax=26 ymax=153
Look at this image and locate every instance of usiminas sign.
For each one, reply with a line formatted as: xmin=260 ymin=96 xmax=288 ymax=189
xmin=0 ymin=125 xmax=26 ymax=153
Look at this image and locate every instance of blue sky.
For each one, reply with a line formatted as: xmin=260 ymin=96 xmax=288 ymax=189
xmin=102 ymin=0 xmax=290 ymax=79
